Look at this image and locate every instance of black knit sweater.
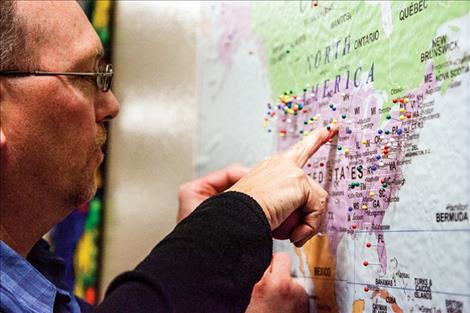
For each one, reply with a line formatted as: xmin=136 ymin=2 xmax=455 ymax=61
xmin=96 ymin=191 xmax=273 ymax=313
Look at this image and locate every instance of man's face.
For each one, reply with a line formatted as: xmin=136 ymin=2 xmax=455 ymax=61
xmin=0 ymin=1 xmax=119 ymax=209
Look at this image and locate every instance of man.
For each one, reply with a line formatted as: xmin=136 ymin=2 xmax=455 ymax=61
xmin=0 ymin=1 xmax=337 ymax=312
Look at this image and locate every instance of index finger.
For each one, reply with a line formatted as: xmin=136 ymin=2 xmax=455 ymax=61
xmin=283 ymin=123 xmax=339 ymax=168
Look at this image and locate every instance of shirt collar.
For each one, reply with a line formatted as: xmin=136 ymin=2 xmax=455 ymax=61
xmin=0 ymin=240 xmax=75 ymax=313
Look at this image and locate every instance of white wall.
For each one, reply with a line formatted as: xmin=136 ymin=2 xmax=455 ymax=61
xmin=101 ymin=1 xmax=200 ymax=297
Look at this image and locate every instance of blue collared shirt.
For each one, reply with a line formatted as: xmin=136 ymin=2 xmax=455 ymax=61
xmin=0 ymin=240 xmax=85 ymax=313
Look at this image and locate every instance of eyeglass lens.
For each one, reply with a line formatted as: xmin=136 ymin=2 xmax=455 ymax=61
xmin=97 ymin=64 xmax=113 ymax=92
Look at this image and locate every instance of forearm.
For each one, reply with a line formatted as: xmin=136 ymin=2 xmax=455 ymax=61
xmin=97 ymin=192 xmax=272 ymax=313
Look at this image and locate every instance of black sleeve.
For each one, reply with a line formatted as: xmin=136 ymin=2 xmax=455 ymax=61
xmin=96 ymin=191 xmax=273 ymax=313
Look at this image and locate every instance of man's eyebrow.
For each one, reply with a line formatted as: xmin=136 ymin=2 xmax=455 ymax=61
xmin=73 ymin=47 xmax=105 ymax=70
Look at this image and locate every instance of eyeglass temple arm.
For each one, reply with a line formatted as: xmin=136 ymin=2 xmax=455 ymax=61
xmin=0 ymin=71 xmax=111 ymax=77
xmin=33 ymin=71 xmax=112 ymax=77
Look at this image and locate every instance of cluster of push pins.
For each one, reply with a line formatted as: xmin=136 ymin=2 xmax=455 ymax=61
xmin=263 ymin=86 xmax=415 ymax=293
xmin=263 ymin=86 xmax=339 ymax=138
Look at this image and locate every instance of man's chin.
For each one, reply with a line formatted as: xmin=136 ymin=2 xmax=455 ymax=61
xmin=69 ymin=180 xmax=98 ymax=208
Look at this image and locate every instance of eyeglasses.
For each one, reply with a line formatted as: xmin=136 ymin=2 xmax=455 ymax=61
xmin=0 ymin=64 xmax=113 ymax=92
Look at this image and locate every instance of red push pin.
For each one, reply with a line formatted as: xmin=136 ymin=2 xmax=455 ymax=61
xmin=312 ymin=0 xmax=319 ymax=7
xmin=364 ymin=286 xmax=369 ymax=292
xmin=399 ymin=98 xmax=404 ymax=103
xmin=351 ymin=223 xmax=357 ymax=229
xmin=366 ymin=242 xmax=372 ymax=248
xmin=406 ymin=112 xmax=412 ymax=118
xmin=328 ymin=138 xmax=333 ymax=143
xmin=307 ymin=163 xmax=312 ymax=168
xmin=319 ymin=162 xmax=324 ymax=167
xmin=363 ymin=261 xmax=369 ymax=267
xmin=392 ymin=98 xmax=398 ymax=103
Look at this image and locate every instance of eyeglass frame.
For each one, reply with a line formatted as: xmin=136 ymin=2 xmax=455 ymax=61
xmin=0 ymin=63 xmax=113 ymax=92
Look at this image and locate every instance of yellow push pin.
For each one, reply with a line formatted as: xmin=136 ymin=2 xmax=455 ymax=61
xmin=332 ymin=118 xmax=338 ymax=124
xmin=304 ymin=131 xmax=309 ymax=136
xmin=399 ymin=107 xmax=405 ymax=113
xmin=404 ymin=98 xmax=409 ymax=104
xmin=344 ymin=148 xmax=350 ymax=155
xmin=362 ymin=204 xmax=368 ymax=210
xmin=362 ymin=139 xmax=367 ymax=145
xmin=369 ymin=191 xmax=375 ymax=197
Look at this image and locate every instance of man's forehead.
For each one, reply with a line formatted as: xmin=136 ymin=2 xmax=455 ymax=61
xmin=17 ymin=1 xmax=103 ymax=67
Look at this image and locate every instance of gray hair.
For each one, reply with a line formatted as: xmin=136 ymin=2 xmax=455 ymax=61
xmin=0 ymin=0 xmax=30 ymax=71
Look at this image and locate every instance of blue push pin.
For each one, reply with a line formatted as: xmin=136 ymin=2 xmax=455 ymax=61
xmin=396 ymin=128 xmax=403 ymax=135
xmin=375 ymin=155 xmax=381 ymax=160
xmin=346 ymin=128 xmax=353 ymax=134
xmin=377 ymin=129 xmax=383 ymax=135
xmin=348 ymin=207 xmax=353 ymax=212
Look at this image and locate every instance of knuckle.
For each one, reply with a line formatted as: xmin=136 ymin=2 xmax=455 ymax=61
xmin=274 ymin=279 xmax=294 ymax=298
xmin=252 ymin=279 xmax=268 ymax=294
xmin=319 ymin=189 xmax=328 ymax=202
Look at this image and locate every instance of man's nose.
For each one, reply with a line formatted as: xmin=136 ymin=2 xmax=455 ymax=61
xmin=95 ymin=90 xmax=120 ymax=122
